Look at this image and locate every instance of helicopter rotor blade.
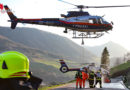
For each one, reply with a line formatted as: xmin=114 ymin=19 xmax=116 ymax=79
xmin=85 ymin=5 xmax=130 ymax=8
xmin=58 ymin=0 xmax=130 ymax=11
xmin=58 ymin=0 xmax=77 ymax=6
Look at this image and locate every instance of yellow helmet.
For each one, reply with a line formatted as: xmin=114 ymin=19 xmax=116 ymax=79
xmin=0 ymin=51 xmax=30 ymax=79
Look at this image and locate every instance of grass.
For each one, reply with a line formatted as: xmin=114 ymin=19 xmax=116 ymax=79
xmin=38 ymin=80 xmax=75 ymax=90
xmin=33 ymin=58 xmax=81 ymax=69
xmin=38 ymin=84 xmax=64 ymax=90
xmin=33 ymin=58 xmax=75 ymax=76
xmin=110 ymin=62 xmax=130 ymax=89
xmin=33 ymin=59 xmax=60 ymax=69
xmin=110 ymin=62 xmax=130 ymax=74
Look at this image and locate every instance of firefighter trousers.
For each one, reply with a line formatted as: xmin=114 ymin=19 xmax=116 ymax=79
xmin=95 ymin=80 xmax=102 ymax=88
xmin=82 ymin=79 xmax=86 ymax=88
xmin=76 ymin=78 xmax=82 ymax=88
xmin=89 ymin=79 xmax=94 ymax=88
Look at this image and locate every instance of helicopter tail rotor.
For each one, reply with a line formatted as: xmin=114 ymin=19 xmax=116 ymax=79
xmin=59 ymin=59 xmax=69 ymax=73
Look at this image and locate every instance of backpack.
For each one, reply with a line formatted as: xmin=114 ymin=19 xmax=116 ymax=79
xmin=75 ymin=71 xmax=82 ymax=79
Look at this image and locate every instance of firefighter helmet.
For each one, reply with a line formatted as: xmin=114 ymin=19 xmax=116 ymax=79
xmin=0 ymin=51 xmax=30 ymax=79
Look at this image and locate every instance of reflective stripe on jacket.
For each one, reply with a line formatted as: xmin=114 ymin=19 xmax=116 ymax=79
xmin=89 ymin=72 xmax=95 ymax=80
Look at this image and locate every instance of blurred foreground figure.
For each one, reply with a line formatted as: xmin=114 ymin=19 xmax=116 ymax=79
xmin=0 ymin=51 xmax=42 ymax=90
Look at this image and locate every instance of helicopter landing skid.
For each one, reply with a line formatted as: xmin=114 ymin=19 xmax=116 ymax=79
xmin=72 ymin=31 xmax=104 ymax=45
xmin=72 ymin=31 xmax=104 ymax=38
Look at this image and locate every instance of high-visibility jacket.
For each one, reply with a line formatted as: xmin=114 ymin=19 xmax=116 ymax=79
xmin=96 ymin=77 xmax=101 ymax=80
xmin=75 ymin=71 xmax=82 ymax=79
xmin=95 ymin=72 xmax=102 ymax=80
xmin=82 ymin=72 xmax=89 ymax=80
xmin=89 ymin=72 xmax=95 ymax=80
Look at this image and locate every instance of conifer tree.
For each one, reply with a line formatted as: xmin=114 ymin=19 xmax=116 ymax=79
xmin=101 ymin=47 xmax=110 ymax=70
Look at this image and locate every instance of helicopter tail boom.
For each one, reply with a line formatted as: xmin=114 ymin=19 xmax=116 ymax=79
xmin=4 ymin=5 xmax=18 ymax=29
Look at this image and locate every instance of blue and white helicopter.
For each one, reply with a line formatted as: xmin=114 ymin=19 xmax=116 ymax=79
xmin=4 ymin=0 xmax=130 ymax=43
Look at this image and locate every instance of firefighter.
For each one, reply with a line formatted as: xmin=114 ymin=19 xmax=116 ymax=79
xmin=88 ymin=70 xmax=95 ymax=88
xmin=75 ymin=69 xmax=82 ymax=89
xmin=95 ymin=70 xmax=102 ymax=88
xmin=82 ymin=67 xmax=89 ymax=88
xmin=0 ymin=51 xmax=42 ymax=90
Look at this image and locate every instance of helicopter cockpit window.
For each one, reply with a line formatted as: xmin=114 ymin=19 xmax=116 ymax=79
xmin=85 ymin=20 xmax=89 ymax=23
xmin=81 ymin=19 xmax=89 ymax=23
xmin=89 ymin=18 xmax=97 ymax=24
xmin=97 ymin=18 xmax=103 ymax=24
xmin=89 ymin=19 xmax=93 ymax=23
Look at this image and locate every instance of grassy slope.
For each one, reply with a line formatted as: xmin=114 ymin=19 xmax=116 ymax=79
xmin=38 ymin=80 xmax=75 ymax=90
xmin=0 ymin=27 xmax=97 ymax=85
xmin=110 ymin=62 xmax=130 ymax=89
xmin=30 ymin=61 xmax=75 ymax=85
xmin=110 ymin=62 xmax=130 ymax=74
xmin=34 ymin=58 xmax=76 ymax=78
xmin=38 ymin=84 xmax=65 ymax=90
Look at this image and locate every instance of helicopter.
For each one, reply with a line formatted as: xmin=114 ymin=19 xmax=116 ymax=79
xmin=59 ymin=59 xmax=110 ymax=73
xmin=59 ymin=59 xmax=98 ymax=73
xmin=59 ymin=59 xmax=111 ymax=83
xmin=4 ymin=1 xmax=130 ymax=41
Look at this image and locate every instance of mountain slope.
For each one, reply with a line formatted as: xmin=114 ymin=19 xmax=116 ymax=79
xmin=0 ymin=32 xmax=75 ymax=84
xmin=0 ymin=35 xmax=61 ymax=60
xmin=86 ymin=41 xmax=128 ymax=58
xmin=0 ymin=27 xmax=96 ymax=62
xmin=0 ymin=27 xmax=97 ymax=84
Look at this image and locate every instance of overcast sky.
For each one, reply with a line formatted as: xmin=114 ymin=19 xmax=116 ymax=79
xmin=0 ymin=0 xmax=130 ymax=50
